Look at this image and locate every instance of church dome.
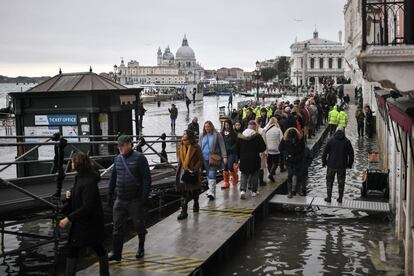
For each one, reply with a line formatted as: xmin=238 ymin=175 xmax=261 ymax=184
xmin=176 ymin=35 xmax=195 ymax=60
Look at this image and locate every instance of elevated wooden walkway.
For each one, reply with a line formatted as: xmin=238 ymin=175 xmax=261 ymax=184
xmin=269 ymin=194 xmax=390 ymax=213
xmin=78 ymin=172 xmax=287 ymax=276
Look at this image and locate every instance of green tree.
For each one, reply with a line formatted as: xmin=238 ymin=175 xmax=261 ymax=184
xmin=260 ymin=67 xmax=278 ymax=81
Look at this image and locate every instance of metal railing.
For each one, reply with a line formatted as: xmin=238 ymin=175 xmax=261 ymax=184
xmin=361 ymin=0 xmax=413 ymax=50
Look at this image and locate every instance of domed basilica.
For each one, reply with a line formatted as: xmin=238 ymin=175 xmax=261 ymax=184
xmin=118 ymin=35 xmax=204 ymax=85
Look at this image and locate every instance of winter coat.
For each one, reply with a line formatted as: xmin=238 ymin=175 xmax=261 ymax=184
xmin=199 ymin=131 xmax=227 ymax=169
xmin=175 ymin=143 xmax=204 ymax=192
xmin=187 ymin=122 xmax=200 ymax=136
xmin=263 ymin=125 xmax=283 ymax=155
xmin=108 ymin=151 xmax=152 ymax=200
xmin=236 ymin=129 xmax=266 ymax=173
xmin=222 ymin=131 xmax=238 ymax=155
xmin=67 ymin=170 xmax=105 ymax=247
xmin=278 ymin=128 xmax=305 ymax=167
xmin=355 ymin=110 xmax=365 ymax=124
xmin=322 ymin=130 xmax=354 ymax=169
xmin=169 ymin=107 xmax=178 ymax=119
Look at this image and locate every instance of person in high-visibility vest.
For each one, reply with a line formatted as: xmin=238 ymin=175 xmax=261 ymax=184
xmin=328 ymin=105 xmax=339 ymax=136
xmin=337 ymin=106 xmax=349 ymax=129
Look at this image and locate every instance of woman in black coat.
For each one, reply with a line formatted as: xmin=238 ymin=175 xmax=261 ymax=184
xmin=279 ymin=127 xmax=305 ymax=198
xmin=59 ymin=152 xmax=109 ymax=276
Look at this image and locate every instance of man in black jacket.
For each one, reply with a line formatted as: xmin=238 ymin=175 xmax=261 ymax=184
xmin=322 ymin=126 xmax=354 ymax=203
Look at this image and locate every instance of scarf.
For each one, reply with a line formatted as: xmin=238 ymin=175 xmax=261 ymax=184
xmin=180 ymin=138 xmax=192 ymax=171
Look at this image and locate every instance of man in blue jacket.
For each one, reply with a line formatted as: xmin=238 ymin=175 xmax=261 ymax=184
xmin=108 ymin=135 xmax=151 ymax=261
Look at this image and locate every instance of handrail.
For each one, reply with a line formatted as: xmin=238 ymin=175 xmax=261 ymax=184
xmin=0 ymin=137 xmax=52 ymax=173
xmin=0 ymin=135 xmax=178 ymax=139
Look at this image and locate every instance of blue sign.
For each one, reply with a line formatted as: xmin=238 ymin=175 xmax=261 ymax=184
xmin=35 ymin=115 xmax=78 ymax=126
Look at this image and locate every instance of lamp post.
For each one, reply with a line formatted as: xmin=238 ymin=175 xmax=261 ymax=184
xmin=296 ymin=68 xmax=299 ymax=97
xmin=254 ymin=61 xmax=261 ymax=102
xmin=113 ymin=64 xmax=118 ymax=83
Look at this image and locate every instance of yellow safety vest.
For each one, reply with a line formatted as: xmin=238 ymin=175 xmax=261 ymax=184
xmin=328 ymin=106 xmax=339 ymax=125
xmin=337 ymin=111 xmax=349 ymax=128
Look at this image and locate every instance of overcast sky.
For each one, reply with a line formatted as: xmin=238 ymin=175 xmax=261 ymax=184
xmin=0 ymin=0 xmax=345 ymax=77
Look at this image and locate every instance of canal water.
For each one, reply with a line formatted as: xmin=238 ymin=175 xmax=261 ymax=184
xmin=216 ymin=105 xmax=405 ymax=276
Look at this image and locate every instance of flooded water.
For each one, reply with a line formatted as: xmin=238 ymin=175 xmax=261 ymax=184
xmin=217 ymin=105 xmax=404 ymax=276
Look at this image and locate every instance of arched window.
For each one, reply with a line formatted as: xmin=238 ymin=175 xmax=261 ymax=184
xmin=319 ymin=58 xmax=324 ymax=69
xmin=310 ymin=58 xmax=315 ymax=69
xmin=328 ymin=58 xmax=333 ymax=69
xmin=337 ymin=58 xmax=342 ymax=69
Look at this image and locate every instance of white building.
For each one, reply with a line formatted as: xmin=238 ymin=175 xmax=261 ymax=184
xmin=290 ymin=30 xmax=345 ymax=91
xmin=119 ymin=35 xmax=204 ymax=86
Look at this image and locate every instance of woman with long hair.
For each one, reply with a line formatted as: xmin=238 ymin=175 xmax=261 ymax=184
xmin=279 ymin=127 xmax=305 ymax=198
xmin=176 ymin=129 xmax=204 ymax=220
xmin=199 ymin=121 xmax=227 ymax=200
xmin=221 ymin=119 xmax=238 ymax=189
xmin=59 ymin=152 xmax=108 ymax=276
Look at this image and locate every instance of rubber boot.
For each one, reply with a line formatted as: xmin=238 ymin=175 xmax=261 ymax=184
xmin=337 ymin=186 xmax=344 ymax=203
xmin=233 ymin=163 xmax=239 ymax=184
xmin=222 ymin=171 xmax=230 ymax=189
xmin=207 ymin=179 xmax=216 ymax=200
xmin=98 ymin=254 xmax=110 ymax=276
xmin=259 ymin=169 xmax=266 ymax=186
xmin=231 ymin=171 xmax=238 ymax=186
xmin=177 ymin=198 xmax=188 ymax=220
xmin=287 ymin=181 xmax=292 ymax=199
xmin=136 ymin=234 xmax=145 ymax=259
xmin=108 ymin=235 xmax=123 ymax=261
xmin=65 ymin=258 xmax=77 ymax=276
xmin=325 ymin=186 xmax=332 ymax=203
xmin=193 ymin=192 xmax=200 ymax=212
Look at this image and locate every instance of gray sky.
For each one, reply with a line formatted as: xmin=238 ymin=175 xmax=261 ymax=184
xmin=0 ymin=0 xmax=345 ymax=77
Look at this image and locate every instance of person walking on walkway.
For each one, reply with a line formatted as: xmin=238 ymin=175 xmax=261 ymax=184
xmin=263 ymin=117 xmax=283 ymax=183
xmin=322 ymin=127 xmax=354 ymax=203
xmin=237 ymin=120 xmax=266 ymax=199
xmin=188 ymin=117 xmax=200 ymax=137
xmin=185 ymin=97 xmax=191 ymax=113
xmin=51 ymin=132 xmax=67 ymax=198
xmin=355 ymin=106 xmax=365 ymax=137
xmin=337 ymin=106 xmax=349 ymax=130
xmin=228 ymin=93 xmax=233 ymax=109
xmin=108 ymin=135 xmax=151 ymax=261
xmin=199 ymin=121 xmax=227 ymax=200
xmin=256 ymin=117 xmax=267 ymax=186
xmin=279 ymin=128 xmax=305 ymax=198
xmin=168 ymin=104 xmax=178 ymax=133
xmin=328 ymin=105 xmax=339 ymax=136
xmin=364 ymin=104 xmax=374 ymax=138
xmin=59 ymin=152 xmax=109 ymax=276
xmin=176 ymin=129 xmax=204 ymax=220
xmin=221 ymin=119 xmax=238 ymax=189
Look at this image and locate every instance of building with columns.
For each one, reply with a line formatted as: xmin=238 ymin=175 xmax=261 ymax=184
xmin=119 ymin=35 xmax=204 ymax=85
xmin=290 ymin=30 xmax=345 ymax=91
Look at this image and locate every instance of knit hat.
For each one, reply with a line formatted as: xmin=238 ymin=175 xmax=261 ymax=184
xmin=117 ymin=134 xmax=132 ymax=146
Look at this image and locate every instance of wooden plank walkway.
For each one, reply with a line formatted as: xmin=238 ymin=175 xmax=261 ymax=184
xmin=269 ymin=195 xmax=390 ymax=212
xmin=78 ymin=172 xmax=288 ymax=276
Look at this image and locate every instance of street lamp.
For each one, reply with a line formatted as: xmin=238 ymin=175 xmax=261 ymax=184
xmin=296 ymin=69 xmax=299 ymax=97
xmin=254 ymin=61 xmax=261 ymax=102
